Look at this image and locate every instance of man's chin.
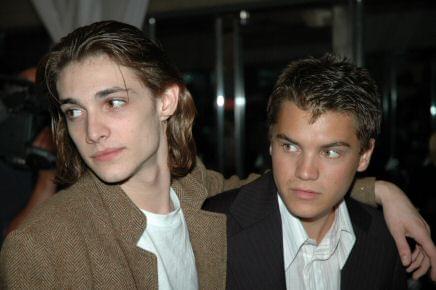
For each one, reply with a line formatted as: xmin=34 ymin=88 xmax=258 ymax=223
xmin=287 ymin=205 xmax=325 ymax=222
xmin=91 ymin=168 xmax=131 ymax=185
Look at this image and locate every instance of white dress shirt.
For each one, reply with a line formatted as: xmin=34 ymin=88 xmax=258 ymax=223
xmin=278 ymin=194 xmax=356 ymax=290
xmin=137 ymin=188 xmax=198 ymax=290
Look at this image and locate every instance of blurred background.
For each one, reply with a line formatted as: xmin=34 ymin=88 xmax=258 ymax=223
xmin=0 ymin=0 xmax=435 ymax=286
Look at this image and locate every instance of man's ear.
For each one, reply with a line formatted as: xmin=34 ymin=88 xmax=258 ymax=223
xmin=357 ymin=139 xmax=375 ymax=172
xmin=159 ymin=84 xmax=179 ymax=121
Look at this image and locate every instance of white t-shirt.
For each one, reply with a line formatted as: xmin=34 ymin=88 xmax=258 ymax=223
xmin=137 ymin=188 xmax=198 ymax=290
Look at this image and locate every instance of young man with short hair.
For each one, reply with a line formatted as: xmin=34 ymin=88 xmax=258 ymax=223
xmin=204 ymin=55 xmax=407 ymax=289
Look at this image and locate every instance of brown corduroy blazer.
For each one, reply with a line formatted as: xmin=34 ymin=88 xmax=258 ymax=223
xmin=0 ymin=161 xmax=375 ymax=290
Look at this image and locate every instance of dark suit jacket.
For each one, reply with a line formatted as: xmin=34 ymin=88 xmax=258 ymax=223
xmin=202 ymin=172 xmax=407 ymax=290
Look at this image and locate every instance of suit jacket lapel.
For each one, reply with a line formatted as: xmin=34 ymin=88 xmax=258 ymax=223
xmin=227 ymin=172 xmax=286 ymax=290
xmin=86 ymin=169 xmax=227 ymax=290
xmin=87 ymin=172 xmax=158 ymax=289
xmin=172 ymin=175 xmax=227 ymax=290
xmin=341 ymin=198 xmax=371 ymax=290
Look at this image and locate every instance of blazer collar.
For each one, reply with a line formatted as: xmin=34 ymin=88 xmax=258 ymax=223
xmin=82 ymin=170 xmax=226 ymax=290
xmin=341 ymin=197 xmax=374 ymax=290
xmin=229 ymin=171 xmax=278 ymax=228
xmin=82 ymin=171 xmax=158 ymax=288
xmin=172 ymin=173 xmax=227 ymax=290
xmin=225 ymin=172 xmax=286 ymax=290
xmin=345 ymin=197 xmax=371 ymax=232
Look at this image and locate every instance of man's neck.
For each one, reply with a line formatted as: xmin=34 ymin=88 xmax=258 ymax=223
xmin=301 ymin=206 xmax=338 ymax=244
xmin=121 ymin=149 xmax=172 ymax=214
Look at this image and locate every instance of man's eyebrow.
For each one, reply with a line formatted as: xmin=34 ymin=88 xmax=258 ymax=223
xmin=59 ymin=98 xmax=80 ymax=106
xmin=275 ymin=133 xmax=351 ymax=148
xmin=59 ymin=87 xmax=129 ymax=105
xmin=95 ymin=87 xmax=129 ymax=98
xmin=321 ymin=141 xmax=351 ymax=148
xmin=276 ymin=133 xmax=298 ymax=145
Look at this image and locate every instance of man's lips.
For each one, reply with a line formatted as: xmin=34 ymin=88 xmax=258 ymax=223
xmin=291 ymin=188 xmax=320 ymax=200
xmin=91 ymin=148 xmax=125 ymax=162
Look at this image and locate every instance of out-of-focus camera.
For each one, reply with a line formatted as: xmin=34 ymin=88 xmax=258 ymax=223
xmin=0 ymin=76 xmax=55 ymax=170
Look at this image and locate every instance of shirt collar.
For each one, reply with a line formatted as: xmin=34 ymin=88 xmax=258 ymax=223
xmin=278 ymin=193 xmax=308 ymax=269
xmin=278 ymin=194 xmax=355 ymax=270
xmin=335 ymin=200 xmax=356 ymax=269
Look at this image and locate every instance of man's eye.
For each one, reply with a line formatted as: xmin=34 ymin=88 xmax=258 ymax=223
xmin=324 ymin=149 xmax=340 ymax=159
xmin=109 ymin=99 xmax=126 ymax=108
xmin=64 ymin=108 xmax=82 ymax=119
xmin=282 ymin=143 xmax=298 ymax=153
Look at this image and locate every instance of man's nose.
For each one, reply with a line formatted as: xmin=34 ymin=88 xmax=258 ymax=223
xmin=85 ymin=112 xmax=110 ymax=144
xmin=295 ymin=153 xmax=319 ymax=181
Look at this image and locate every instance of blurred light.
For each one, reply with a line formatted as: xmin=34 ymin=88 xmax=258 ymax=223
xmin=235 ymin=97 xmax=246 ymax=106
xmin=240 ymin=10 xmax=249 ymax=20
xmin=216 ymin=95 xmax=224 ymax=107
xmin=148 ymin=18 xmax=156 ymax=25
xmin=240 ymin=10 xmax=250 ymax=25
xmin=431 ymin=105 xmax=436 ymax=116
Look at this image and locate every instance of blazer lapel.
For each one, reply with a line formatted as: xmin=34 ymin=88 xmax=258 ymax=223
xmin=227 ymin=172 xmax=286 ymax=290
xmin=340 ymin=198 xmax=371 ymax=290
xmin=89 ymin=173 xmax=159 ymax=289
xmin=87 ymin=169 xmax=227 ymax=290
xmin=172 ymin=175 xmax=227 ymax=290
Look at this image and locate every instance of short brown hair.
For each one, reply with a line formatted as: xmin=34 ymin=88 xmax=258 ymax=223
xmin=37 ymin=21 xmax=197 ymax=185
xmin=267 ymin=54 xmax=381 ymax=151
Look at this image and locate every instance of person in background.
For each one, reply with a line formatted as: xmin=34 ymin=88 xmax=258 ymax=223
xmin=1 ymin=67 xmax=57 ymax=237
xmin=0 ymin=21 xmax=434 ymax=289
xmin=5 ymin=127 xmax=57 ymax=234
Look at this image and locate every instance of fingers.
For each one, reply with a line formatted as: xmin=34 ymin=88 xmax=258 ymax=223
xmin=412 ymin=233 xmax=436 ymax=281
xmin=406 ymin=246 xmax=424 ymax=274
xmin=393 ymin=233 xmax=412 ymax=266
xmin=411 ymin=252 xmax=430 ymax=280
xmin=404 ymin=216 xmax=436 ymax=280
